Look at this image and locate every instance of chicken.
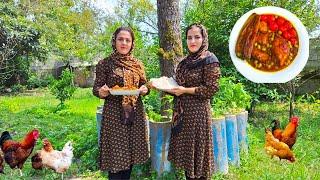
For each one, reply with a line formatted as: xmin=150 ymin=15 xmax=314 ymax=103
xmin=272 ymin=35 xmax=290 ymax=66
xmin=265 ymin=128 xmax=295 ymax=162
xmin=271 ymin=116 xmax=299 ymax=149
xmin=32 ymin=138 xmax=73 ymax=177
xmin=259 ymin=21 xmax=268 ymax=33
xmin=255 ymin=32 xmax=269 ymax=45
xmin=31 ymin=153 xmax=42 ymax=170
xmin=0 ymin=129 xmax=39 ymax=176
xmin=281 ymin=116 xmax=299 ymax=149
xmin=271 ymin=119 xmax=282 ymax=140
xmin=252 ymin=48 xmax=270 ymax=63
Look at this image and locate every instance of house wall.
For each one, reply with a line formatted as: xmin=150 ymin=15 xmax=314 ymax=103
xmin=73 ymin=66 xmax=96 ymax=88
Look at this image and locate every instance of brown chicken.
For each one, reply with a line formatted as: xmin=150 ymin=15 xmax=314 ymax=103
xmin=281 ymin=116 xmax=299 ymax=149
xmin=32 ymin=138 xmax=73 ymax=179
xmin=271 ymin=116 xmax=299 ymax=149
xmin=272 ymin=35 xmax=290 ymax=66
xmin=0 ymin=129 xmax=39 ymax=176
xmin=265 ymin=128 xmax=295 ymax=162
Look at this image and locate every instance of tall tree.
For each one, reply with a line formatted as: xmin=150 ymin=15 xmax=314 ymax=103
xmin=17 ymin=0 xmax=101 ymax=62
xmin=0 ymin=2 xmax=46 ymax=87
xmin=114 ymin=0 xmax=158 ymax=35
xmin=157 ymin=0 xmax=183 ymax=119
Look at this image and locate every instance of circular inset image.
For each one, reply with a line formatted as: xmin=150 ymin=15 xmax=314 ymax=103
xmin=229 ymin=6 xmax=309 ymax=83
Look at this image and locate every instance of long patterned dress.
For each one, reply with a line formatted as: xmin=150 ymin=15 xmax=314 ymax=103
xmin=168 ymin=55 xmax=220 ymax=179
xmin=92 ymin=58 xmax=149 ymax=173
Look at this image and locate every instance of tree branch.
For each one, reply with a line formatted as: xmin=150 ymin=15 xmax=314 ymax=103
xmin=138 ymin=19 xmax=158 ymax=31
xmin=144 ymin=15 xmax=158 ymax=30
xmin=137 ymin=29 xmax=158 ymax=35
xmin=299 ymin=70 xmax=320 ymax=87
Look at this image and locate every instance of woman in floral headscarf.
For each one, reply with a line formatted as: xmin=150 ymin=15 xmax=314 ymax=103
xmin=167 ymin=23 xmax=221 ymax=179
xmin=93 ymin=27 xmax=149 ymax=180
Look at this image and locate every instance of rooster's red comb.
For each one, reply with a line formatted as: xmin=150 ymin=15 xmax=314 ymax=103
xmin=290 ymin=116 xmax=299 ymax=123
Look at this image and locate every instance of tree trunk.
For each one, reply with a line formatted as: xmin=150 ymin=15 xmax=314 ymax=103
xmin=157 ymin=0 xmax=183 ymax=120
xmin=289 ymin=81 xmax=295 ymax=119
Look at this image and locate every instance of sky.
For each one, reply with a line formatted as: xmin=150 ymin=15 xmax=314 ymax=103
xmin=92 ymin=0 xmax=115 ymax=14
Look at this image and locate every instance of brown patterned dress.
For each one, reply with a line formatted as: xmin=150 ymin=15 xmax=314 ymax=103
xmin=93 ymin=58 xmax=150 ymax=173
xmin=168 ymin=55 xmax=220 ymax=179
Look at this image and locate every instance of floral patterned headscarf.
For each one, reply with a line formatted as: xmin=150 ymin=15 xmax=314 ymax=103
xmin=109 ymin=27 xmax=146 ymax=125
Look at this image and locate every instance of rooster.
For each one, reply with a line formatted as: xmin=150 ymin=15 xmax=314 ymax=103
xmin=0 ymin=129 xmax=40 ymax=176
xmin=265 ymin=128 xmax=295 ymax=162
xmin=32 ymin=138 xmax=73 ymax=179
xmin=271 ymin=116 xmax=299 ymax=149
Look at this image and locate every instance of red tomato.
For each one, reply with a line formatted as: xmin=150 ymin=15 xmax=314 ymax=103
xmin=261 ymin=15 xmax=268 ymax=22
xmin=288 ymin=28 xmax=297 ymax=38
xmin=290 ymin=38 xmax=297 ymax=45
xmin=284 ymin=21 xmax=293 ymax=29
xmin=267 ymin=15 xmax=276 ymax=22
xmin=276 ymin=17 xmax=286 ymax=25
xmin=283 ymin=31 xmax=292 ymax=39
xmin=269 ymin=21 xmax=278 ymax=31
xmin=279 ymin=24 xmax=289 ymax=32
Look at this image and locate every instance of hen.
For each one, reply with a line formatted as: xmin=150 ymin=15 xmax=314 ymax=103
xmin=271 ymin=116 xmax=299 ymax=149
xmin=265 ymin=128 xmax=295 ymax=162
xmin=32 ymin=138 xmax=73 ymax=178
xmin=0 ymin=129 xmax=39 ymax=176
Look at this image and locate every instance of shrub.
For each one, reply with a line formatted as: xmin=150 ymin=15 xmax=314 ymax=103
xmin=49 ymin=69 xmax=76 ymax=108
xmin=144 ymin=93 xmax=173 ymax=122
xmin=11 ymin=84 xmax=26 ymax=93
xmin=212 ymin=77 xmax=251 ymax=117
xmin=27 ymin=73 xmax=53 ymax=89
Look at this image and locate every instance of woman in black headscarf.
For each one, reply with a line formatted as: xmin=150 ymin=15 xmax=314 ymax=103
xmin=93 ymin=27 xmax=149 ymax=180
xmin=167 ymin=23 xmax=221 ymax=180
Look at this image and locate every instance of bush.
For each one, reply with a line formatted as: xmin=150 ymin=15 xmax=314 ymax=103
xmin=27 ymin=73 xmax=52 ymax=89
xmin=11 ymin=84 xmax=26 ymax=93
xmin=142 ymin=90 xmax=161 ymax=114
xmin=212 ymin=77 xmax=251 ymax=117
xmin=49 ymin=69 xmax=76 ymax=108
xmin=143 ymin=92 xmax=173 ymax=122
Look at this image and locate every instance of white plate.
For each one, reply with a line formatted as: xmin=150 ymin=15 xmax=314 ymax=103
xmin=150 ymin=77 xmax=179 ymax=91
xmin=109 ymin=89 xmax=140 ymax=95
xmin=229 ymin=6 xmax=309 ymax=83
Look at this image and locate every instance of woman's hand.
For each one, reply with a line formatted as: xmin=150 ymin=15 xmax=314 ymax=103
xmin=169 ymin=86 xmax=186 ymax=96
xmin=98 ymin=84 xmax=110 ymax=98
xmin=139 ymin=85 xmax=148 ymax=95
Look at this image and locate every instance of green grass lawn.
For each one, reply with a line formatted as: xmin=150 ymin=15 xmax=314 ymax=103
xmin=0 ymin=88 xmax=319 ymax=179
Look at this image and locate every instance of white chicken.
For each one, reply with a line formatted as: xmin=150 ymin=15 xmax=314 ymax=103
xmin=32 ymin=139 xmax=73 ymax=178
